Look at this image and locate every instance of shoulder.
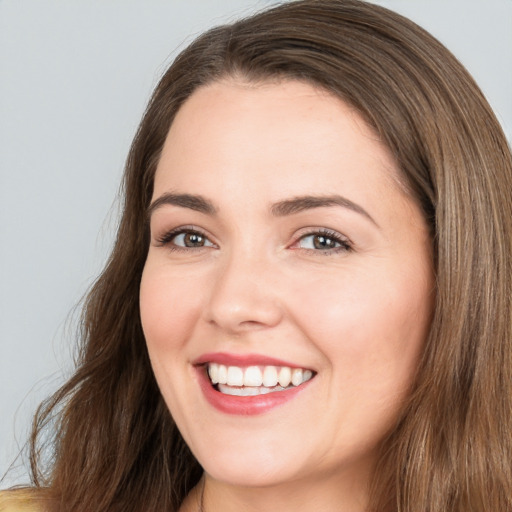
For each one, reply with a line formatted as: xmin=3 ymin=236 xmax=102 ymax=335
xmin=0 ymin=490 xmax=45 ymax=512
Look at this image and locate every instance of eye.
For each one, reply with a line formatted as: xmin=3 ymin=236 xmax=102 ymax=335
xmin=156 ymin=227 xmax=215 ymax=251
xmin=294 ymin=230 xmax=352 ymax=253
xmin=173 ymin=231 xmax=213 ymax=248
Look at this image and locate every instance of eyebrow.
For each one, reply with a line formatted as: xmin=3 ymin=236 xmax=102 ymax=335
xmin=147 ymin=192 xmax=217 ymax=219
xmin=270 ymin=195 xmax=379 ymax=227
xmin=148 ymin=192 xmax=378 ymax=228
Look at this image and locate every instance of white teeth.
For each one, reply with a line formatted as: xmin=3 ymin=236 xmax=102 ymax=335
xmin=208 ymin=364 xmax=219 ymax=384
xmin=278 ymin=366 xmax=291 ymax=387
xmin=262 ymin=366 xmax=278 ymax=387
xmin=218 ymin=364 xmax=227 ymax=384
xmin=244 ymin=366 xmax=263 ymax=386
xmin=218 ymin=383 xmax=289 ymax=396
xmin=207 ymin=362 xmax=314 ymax=391
xmin=291 ymin=368 xmax=303 ymax=386
xmin=227 ymin=366 xmax=244 ymax=386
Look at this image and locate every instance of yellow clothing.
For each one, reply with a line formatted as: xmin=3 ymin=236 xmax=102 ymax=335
xmin=0 ymin=490 xmax=42 ymax=512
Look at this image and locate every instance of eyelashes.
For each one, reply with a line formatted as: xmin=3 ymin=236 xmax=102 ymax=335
xmin=155 ymin=226 xmax=215 ymax=250
xmin=155 ymin=226 xmax=353 ymax=255
xmin=292 ymin=229 xmax=352 ymax=253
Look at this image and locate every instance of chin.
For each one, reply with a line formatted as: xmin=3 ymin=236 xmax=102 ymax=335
xmin=188 ymin=432 xmax=312 ymax=487
xmin=202 ymin=457 xmax=301 ymax=488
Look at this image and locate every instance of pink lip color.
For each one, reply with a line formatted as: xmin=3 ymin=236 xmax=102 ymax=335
xmin=196 ymin=366 xmax=311 ymax=415
xmin=193 ymin=352 xmax=307 ymax=369
xmin=193 ymin=352 xmax=314 ymax=416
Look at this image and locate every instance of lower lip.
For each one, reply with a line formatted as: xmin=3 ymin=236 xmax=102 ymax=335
xmin=196 ymin=367 xmax=312 ymax=415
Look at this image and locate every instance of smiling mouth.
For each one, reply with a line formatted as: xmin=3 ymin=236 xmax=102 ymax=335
xmin=207 ymin=363 xmax=315 ymax=396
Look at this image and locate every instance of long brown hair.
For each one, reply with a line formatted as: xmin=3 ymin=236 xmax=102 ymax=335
xmin=27 ymin=1 xmax=512 ymax=511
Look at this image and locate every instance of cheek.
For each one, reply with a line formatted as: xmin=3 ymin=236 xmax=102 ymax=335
xmin=288 ymin=264 xmax=431 ymax=387
xmin=139 ymin=265 xmax=203 ymax=355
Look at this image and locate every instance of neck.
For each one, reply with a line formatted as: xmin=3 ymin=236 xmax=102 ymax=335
xmin=181 ymin=471 xmax=370 ymax=512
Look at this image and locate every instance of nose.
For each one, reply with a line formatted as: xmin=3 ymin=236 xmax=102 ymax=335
xmin=204 ymin=252 xmax=284 ymax=334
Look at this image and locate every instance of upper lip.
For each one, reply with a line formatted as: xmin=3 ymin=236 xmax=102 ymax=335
xmin=193 ymin=352 xmax=313 ymax=370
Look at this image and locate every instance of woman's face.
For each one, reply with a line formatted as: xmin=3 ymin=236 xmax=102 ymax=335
xmin=140 ymin=80 xmax=433 ymax=491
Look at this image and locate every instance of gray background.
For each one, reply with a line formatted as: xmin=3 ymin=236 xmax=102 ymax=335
xmin=1 ymin=0 xmax=511 ymax=486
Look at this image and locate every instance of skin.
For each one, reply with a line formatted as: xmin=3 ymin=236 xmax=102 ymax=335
xmin=140 ymin=79 xmax=434 ymax=512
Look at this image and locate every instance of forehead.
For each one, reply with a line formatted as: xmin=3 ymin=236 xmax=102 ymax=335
xmin=153 ymin=79 xmax=406 ymax=213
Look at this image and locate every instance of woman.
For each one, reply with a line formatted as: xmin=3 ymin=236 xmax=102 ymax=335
xmin=2 ymin=0 xmax=511 ymax=511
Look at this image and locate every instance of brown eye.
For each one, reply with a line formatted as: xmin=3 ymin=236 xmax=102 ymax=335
xmin=296 ymin=231 xmax=351 ymax=253
xmin=182 ymin=232 xmax=206 ymax=247
xmin=312 ymin=234 xmax=339 ymax=250
xmin=163 ymin=230 xmax=215 ymax=249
